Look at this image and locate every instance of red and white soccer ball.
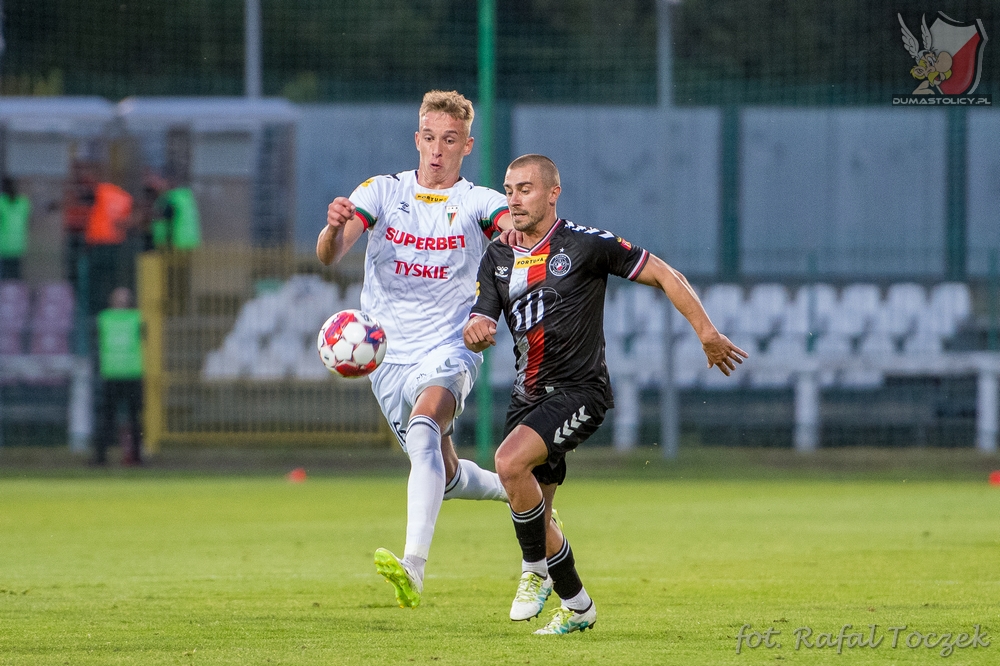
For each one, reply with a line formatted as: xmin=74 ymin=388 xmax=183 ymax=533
xmin=317 ymin=309 xmax=387 ymax=378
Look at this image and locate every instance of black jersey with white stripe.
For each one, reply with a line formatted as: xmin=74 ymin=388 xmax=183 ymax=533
xmin=472 ymin=219 xmax=649 ymax=402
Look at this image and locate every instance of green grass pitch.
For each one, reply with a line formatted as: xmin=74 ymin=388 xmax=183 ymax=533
xmin=1 ymin=472 xmax=999 ymax=664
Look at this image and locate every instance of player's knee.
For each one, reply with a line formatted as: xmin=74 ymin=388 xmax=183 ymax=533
xmin=494 ymin=448 xmax=525 ymax=485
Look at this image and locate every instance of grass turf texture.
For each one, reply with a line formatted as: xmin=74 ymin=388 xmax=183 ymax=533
xmin=1 ymin=466 xmax=999 ymax=663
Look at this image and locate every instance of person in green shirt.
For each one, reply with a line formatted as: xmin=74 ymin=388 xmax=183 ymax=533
xmin=0 ymin=177 xmax=31 ymax=280
xmin=95 ymin=287 xmax=144 ymax=466
xmin=151 ymin=185 xmax=201 ymax=251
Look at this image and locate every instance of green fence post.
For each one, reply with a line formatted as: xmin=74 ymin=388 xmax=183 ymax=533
xmin=475 ymin=0 xmax=497 ymax=468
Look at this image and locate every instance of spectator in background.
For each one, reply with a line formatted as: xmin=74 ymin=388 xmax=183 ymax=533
xmin=94 ymin=286 xmax=143 ymax=466
xmin=0 ymin=177 xmax=31 ymax=280
xmin=84 ymin=182 xmax=134 ymax=317
xmin=149 ymin=177 xmax=201 ymax=316
xmin=151 ymin=179 xmax=201 ymax=251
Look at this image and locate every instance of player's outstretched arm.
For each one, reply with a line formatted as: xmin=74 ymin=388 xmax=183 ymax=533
xmin=635 ymin=254 xmax=748 ymax=376
xmin=463 ymin=315 xmax=497 ymax=353
xmin=317 ymin=196 xmax=366 ymax=265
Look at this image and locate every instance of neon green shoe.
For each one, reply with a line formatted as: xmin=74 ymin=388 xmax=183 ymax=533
xmin=374 ymin=548 xmax=422 ymax=609
xmin=533 ymin=602 xmax=597 ymax=635
xmin=551 ymin=508 xmax=564 ymax=532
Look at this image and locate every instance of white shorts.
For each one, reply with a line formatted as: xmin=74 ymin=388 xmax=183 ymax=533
xmin=369 ymin=343 xmax=483 ymax=450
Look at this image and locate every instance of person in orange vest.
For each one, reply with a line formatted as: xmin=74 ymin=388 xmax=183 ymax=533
xmin=84 ymin=182 xmax=134 ymax=317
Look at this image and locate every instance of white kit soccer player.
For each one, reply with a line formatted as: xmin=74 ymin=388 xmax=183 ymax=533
xmin=317 ymin=91 xmax=512 ymax=610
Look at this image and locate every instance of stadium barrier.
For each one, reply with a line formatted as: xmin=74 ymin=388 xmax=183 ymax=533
xmin=137 ymin=246 xmax=393 ymax=452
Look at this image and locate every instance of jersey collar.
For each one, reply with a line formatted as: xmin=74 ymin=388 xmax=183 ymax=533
xmin=514 ymin=218 xmax=563 ymax=254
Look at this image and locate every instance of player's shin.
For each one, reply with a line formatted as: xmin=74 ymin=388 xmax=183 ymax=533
xmin=402 ymin=415 xmax=446 ymax=582
xmin=547 ymin=538 xmax=592 ymax=613
xmin=511 ymin=500 xmax=549 ymax=576
xmin=443 ymin=459 xmax=508 ymax=502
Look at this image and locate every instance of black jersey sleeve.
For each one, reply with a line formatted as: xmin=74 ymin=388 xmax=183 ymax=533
xmin=600 ymin=233 xmax=650 ymax=281
xmin=471 ymin=246 xmax=503 ymax=322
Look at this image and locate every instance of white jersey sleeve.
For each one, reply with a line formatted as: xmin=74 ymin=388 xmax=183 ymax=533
xmin=348 ymin=176 xmax=391 ymax=231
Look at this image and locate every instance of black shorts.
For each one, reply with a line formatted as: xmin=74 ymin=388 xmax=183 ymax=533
xmin=503 ymin=386 xmax=609 ymax=486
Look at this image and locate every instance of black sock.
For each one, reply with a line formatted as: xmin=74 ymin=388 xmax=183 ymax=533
xmin=511 ymin=500 xmax=548 ymax=565
xmin=547 ymin=538 xmax=584 ymax=600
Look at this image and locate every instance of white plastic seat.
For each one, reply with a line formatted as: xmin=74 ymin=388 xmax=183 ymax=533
xmin=672 ymin=336 xmax=705 ymax=389
xmin=785 ymin=283 xmax=837 ymax=336
xmin=700 ymin=284 xmax=743 ymax=335
xmin=923 ymin=282 xmax=972 ymax=338
xmin=813 ymin=333 xmax=852 ymax=387
xmin=735 ymin=283 xmax=788 ymax=342
xmin=873 ymin=282 xmax=926 ymax=341
xmin=750 ymin=333 xmax=806 ymax=388
xmin=828 ymin=283 xmax=880 ymax=339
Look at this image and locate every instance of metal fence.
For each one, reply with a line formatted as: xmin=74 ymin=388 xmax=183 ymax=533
xmin=136 ymin=247 xmax=393 ymax=450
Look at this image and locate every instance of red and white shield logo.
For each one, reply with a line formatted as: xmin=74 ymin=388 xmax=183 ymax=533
xmin=930 ymin=13 xmax=988 ymax=94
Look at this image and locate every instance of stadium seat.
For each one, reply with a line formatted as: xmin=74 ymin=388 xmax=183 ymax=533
xmin=672 ymin=336 xmax=705 ymax=389
xmin=828 ymin=283 xmax=880 ymax=340
xmin=813 ymin=332 xmax=852 ymax=387
xmin=0 ymin=280 xmax=30 ymax=336
xmin=700 ymin=284 xmax=742 ymax=335
xmin=736 ymin=283 xmax=788 ymax=343
xmin=26 ymin=282 xmax=75 ymax=365
xmin=924 ymin=282 xmax=972 ymax=338
xmin=784 ymin=283 xmax=837 ymax=337
xmin=750 ymin=332 xmax=806 ymax=388
xmin=873 ymin=282 xmax=925 ymax=344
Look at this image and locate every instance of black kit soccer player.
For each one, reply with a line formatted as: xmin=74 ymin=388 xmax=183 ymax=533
xmin=463 ymin=154 xmax=747 ymax=635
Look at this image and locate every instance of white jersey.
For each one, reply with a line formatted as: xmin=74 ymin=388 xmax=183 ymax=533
xmin=349 ymin=170 xmax=509 ymax=364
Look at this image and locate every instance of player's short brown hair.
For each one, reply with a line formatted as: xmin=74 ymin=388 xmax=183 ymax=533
xmin=507 ymin=154 xmax=561 ymax=188
xmin=419 ymin=90 xmax=475 ymax=136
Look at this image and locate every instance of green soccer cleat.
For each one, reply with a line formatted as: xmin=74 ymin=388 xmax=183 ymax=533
xmin=533 ymin=602 xmax=597 ymax=635
xmin=551 ymin=508 xmax=564 ymax=532
xmin=374 ymin=548 xmax=422 ymax=609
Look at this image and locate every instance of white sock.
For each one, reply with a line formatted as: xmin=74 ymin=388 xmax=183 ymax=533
xmin=562 ymin=587 xmax=592 ymax=613
xmin=402 ymin=416 xmax=445 ymax=562
xmin=443 ymin=459 xmax=509 ymax=502
xmin=400 ymin=554 xmax=426 ymax=591
xmin=522 ymin=559 xmax=548 ymax=578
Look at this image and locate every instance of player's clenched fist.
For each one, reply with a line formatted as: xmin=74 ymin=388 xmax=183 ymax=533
xmin=463 ymin=315 xmax=497 ymax=352
xmin=327 ymin=196 xmax=356 ymax=230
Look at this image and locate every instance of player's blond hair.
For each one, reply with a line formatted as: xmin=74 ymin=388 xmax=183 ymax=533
xmin=419 ymin=90 xmax=475 ymax=136
xmin=508 ymin=154 xmax=561 ymax=188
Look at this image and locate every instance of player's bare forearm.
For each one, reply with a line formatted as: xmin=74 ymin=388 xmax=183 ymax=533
xmin=635 ymin=255 xmax=714 ymax=336
xmin=463 ymin=315 xmax=497 ymax=352
xmin=317 ymin=198 xmax=365 ymax=266
xmin=635 ymin=254 xmax=748 ymax=374
xmin=316 ymin=225 xmax=343 ymax=265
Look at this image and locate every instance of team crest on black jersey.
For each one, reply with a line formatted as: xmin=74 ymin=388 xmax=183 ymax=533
xmin=548 ymin=253 xmax=572 ymax=276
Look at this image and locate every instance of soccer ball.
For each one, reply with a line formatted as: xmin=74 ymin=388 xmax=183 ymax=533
xmin=317 ymin=309 xmax=387 ymax=378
